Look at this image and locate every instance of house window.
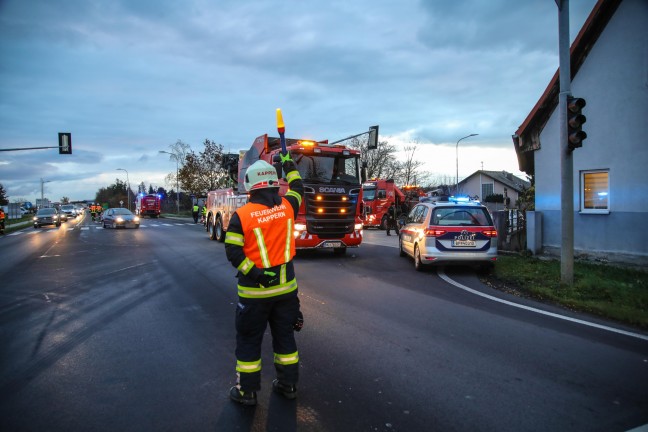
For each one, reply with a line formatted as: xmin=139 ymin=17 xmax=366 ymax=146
xmin=580 ymin=170 xmax=609 ymax=213
xmin=482 ymin=183 xmax=494 ymax=200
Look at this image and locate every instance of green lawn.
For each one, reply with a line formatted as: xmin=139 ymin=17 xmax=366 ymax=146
xmin=482 ymin=255 xmax=648 ymax=329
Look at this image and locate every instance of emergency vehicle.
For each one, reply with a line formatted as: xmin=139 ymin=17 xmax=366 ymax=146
xmin=135 ymin=194 xmax=161 ymax=218
xmin=361 ymin=179 xmax=406 ymax=229
xmin=205 ymin=188 xmax=249 ymax=241
xmin=206 ymin=130 xmax=371 ymax=254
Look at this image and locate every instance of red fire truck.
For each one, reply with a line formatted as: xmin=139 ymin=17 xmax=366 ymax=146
xmin=207 ymin=131 xmax=371 ymax=254
xmin=135 ymin=194 xmax=161 ymax=218
xmin=361 ymin=179 xmax=406 ymax=229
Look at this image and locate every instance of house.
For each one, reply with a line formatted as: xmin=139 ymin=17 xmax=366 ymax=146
xmin=458 ymin=170 xmax=530 ymax=212
xmin=513 ymin=0 xmax=648 ymax=266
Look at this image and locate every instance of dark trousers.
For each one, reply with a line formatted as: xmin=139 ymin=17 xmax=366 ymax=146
xmin=386 ymin=219 xmax=399 ymax=236
xmin=192 ymin=211 xmax=198 ymax=223
xmin=235 ymin=296 xmax=300 ymax=391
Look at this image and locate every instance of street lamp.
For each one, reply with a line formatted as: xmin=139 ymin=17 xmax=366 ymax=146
xmin=40 ymin=178 xmax=51 ymax=207
xmin=116 ymin=168 xmax=130 ymax=211
xmin=159 ymin=151 xmax=180 ymax=214
xmin=455 ymin=133 xmax=479 ymax=194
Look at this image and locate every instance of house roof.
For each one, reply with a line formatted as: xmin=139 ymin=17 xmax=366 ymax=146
xmin=459 ymin=170 xmax=531 ymax=193
xmin=512 ymin=0 xmax=622 ymax=174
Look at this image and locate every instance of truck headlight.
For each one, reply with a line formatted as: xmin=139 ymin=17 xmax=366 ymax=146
xmin=354 ymin=223 xmax=363 ymax=230
xmin=294 ymin=223 xmax=307 ymax=231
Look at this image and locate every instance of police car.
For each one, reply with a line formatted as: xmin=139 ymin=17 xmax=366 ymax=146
xmin=398 ymin=197 xmax=497 ymax=271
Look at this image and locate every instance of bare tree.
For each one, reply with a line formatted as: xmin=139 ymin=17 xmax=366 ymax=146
xmin=349 ymin=138 xmax=398 ymax=180
xmin=394 ymin=142 xmax=426 ymax=186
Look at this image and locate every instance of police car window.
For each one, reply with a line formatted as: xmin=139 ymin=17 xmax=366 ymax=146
xmin=420 ymin=206 xmax=429 ymax=224
xmin=411 ymin=205 xmax=424 ymax=223
xmin=433 ymin=207 xmax=491 ymax=226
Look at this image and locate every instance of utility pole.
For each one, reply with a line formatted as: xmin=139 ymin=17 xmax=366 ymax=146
xmin=557 ymin=0 xmax=574 ymax=284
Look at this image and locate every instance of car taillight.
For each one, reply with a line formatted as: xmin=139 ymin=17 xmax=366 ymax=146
xmin=425 ymin=228 xmax=446 ymax=237
xmin=482 ymin=229 xmax=498 ymax=237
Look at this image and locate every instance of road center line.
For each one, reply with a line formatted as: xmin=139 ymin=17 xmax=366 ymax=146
xmin=437 ymin=268 xmax=648 ymax=342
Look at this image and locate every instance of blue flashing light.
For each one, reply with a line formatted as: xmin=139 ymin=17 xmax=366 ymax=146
xmin=449 ymin=195 xmax=470 ymax=203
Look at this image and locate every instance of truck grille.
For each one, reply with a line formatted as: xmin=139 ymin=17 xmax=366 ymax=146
xmin=304 ymin=189 xmax=359 ymax=238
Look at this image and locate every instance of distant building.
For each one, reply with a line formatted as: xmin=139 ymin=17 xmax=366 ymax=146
xmin=458 ymin=170 xmax=530 ymax=212
xmin=512 ymin=0 xmax=648 ymax=266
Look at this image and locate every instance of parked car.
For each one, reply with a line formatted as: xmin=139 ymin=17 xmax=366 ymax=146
xmin=399 ymin=197 xmax=498 ymax=271
xmin=102 ymin=208 xmax=140 ymax=229
xmin=33 ymin=208 xmax=62 ymax=228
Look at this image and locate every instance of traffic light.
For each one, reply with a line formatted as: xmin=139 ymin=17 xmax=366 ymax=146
xmin=58 ymin=132 xmax=72 ymax=154
xmin=368 ymin=125 xmax=379 ymax=150
xmin=567 ymin=97 xmax=586 ymax=151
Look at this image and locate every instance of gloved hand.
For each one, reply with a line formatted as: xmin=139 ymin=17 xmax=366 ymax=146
xmin=293 ymin=311 xmax=304 ymax=332
xmin=279 ymin=151 xmax=292 ymax=163
xmin=257 ymin=270 xmax=278 ymax=287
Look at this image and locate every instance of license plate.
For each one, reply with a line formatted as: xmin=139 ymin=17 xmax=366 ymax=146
xmin=322 ymin=241 xmax=342 ymax=248
xmin=453 ymin=240 xmax=476 ymax=247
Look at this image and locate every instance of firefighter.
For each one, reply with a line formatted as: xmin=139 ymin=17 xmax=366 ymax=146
xmin=386 ymin=202 xmax=399 ymax=236
xmin=201 ymin=204 xmax=207 ymax=225
xmin=192 ymin=203 xmax=199 ymax=223
xmin=224 ymin=154 xmax=304 ymax=406
xmin=0 ymin=206 xmax=5 ymax=234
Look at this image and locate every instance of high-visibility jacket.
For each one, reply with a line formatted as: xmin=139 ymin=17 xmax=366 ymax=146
xmin=236 ymin=199 xmax=295 ymax=269
xmin=193 ymin=205 xmax=199 ymax=212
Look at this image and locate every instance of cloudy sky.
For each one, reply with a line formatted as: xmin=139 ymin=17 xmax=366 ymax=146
xmin=0 ymin=0 xmax=597 ymax=203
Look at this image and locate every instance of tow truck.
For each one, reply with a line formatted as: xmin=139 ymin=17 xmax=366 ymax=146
xmin=361 ymin=178 xmax=406 ymax=229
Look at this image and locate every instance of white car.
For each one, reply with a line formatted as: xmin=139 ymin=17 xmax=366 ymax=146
xmin=399 ymin=197 xmax=498 ymax=271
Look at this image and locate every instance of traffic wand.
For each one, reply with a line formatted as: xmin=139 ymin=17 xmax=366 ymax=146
xmin=276 ymin=108 xmax=287 ymax=155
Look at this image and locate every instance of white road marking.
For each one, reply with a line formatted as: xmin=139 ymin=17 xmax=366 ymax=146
xmin=437 ymin=268 xmax=648 ymax=342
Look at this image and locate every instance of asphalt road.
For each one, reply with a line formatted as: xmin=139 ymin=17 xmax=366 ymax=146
xmin=1 ymin=212 xmax=647 ymax=432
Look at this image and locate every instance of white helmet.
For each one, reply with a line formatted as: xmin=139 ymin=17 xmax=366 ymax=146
xmin=244 ymin=160 xmax=280 ymax=192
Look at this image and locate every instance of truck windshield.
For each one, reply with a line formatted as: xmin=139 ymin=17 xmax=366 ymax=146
xmin=293 ymin=153 xmax=360 ymax=185
xmin=362 ymin=187 xmax=377 ymax=201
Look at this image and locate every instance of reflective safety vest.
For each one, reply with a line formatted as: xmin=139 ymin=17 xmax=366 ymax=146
xmin=193 ymin=205 xmax=199 ymax=212
xmin=237 ymin=198 xmax=295 ymax=269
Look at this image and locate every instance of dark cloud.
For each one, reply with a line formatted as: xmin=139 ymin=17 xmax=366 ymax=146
xmin=0 ymin=0 xmax=597 ymax=200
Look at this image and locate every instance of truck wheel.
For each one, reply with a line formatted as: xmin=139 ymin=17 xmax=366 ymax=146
xmin=380 ymin=216 xmax=388 ymax=230
xmin=215 ymin=218 xmax=225 ymax=242
xmin=208 ymin=216 xmax=217 ymax=240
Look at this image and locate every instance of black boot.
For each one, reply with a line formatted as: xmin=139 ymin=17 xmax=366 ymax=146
xmin=272 ymin=379 xmax=297 ymax=400
xmin=229 ymin=386 xmax=257 ymax=406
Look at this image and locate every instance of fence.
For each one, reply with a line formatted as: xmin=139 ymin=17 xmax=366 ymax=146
xmin=492 ymin=209 xmax=526 ymax=252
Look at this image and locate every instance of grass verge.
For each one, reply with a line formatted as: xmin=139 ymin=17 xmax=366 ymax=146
xmin=481 ymin=255 xmax=648 ymax=330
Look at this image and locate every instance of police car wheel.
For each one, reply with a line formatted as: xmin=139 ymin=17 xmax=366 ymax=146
xmin=414 ymin=245 xmax=425 ymax=272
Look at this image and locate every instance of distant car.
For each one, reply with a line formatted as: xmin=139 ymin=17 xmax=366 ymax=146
xmin=33 ymin=208 xmax=62 ymax=228
xmin=102 ymin=208 xmax=140 ymax=229
xmin=60 ymin=204 xmax=76 ymax=219
xmin=399 ymin=197 xmax=498 ymax=271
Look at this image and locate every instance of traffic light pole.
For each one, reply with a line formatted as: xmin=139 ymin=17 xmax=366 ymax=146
xmin=557 ymin=0 xmax=574 ymax=284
